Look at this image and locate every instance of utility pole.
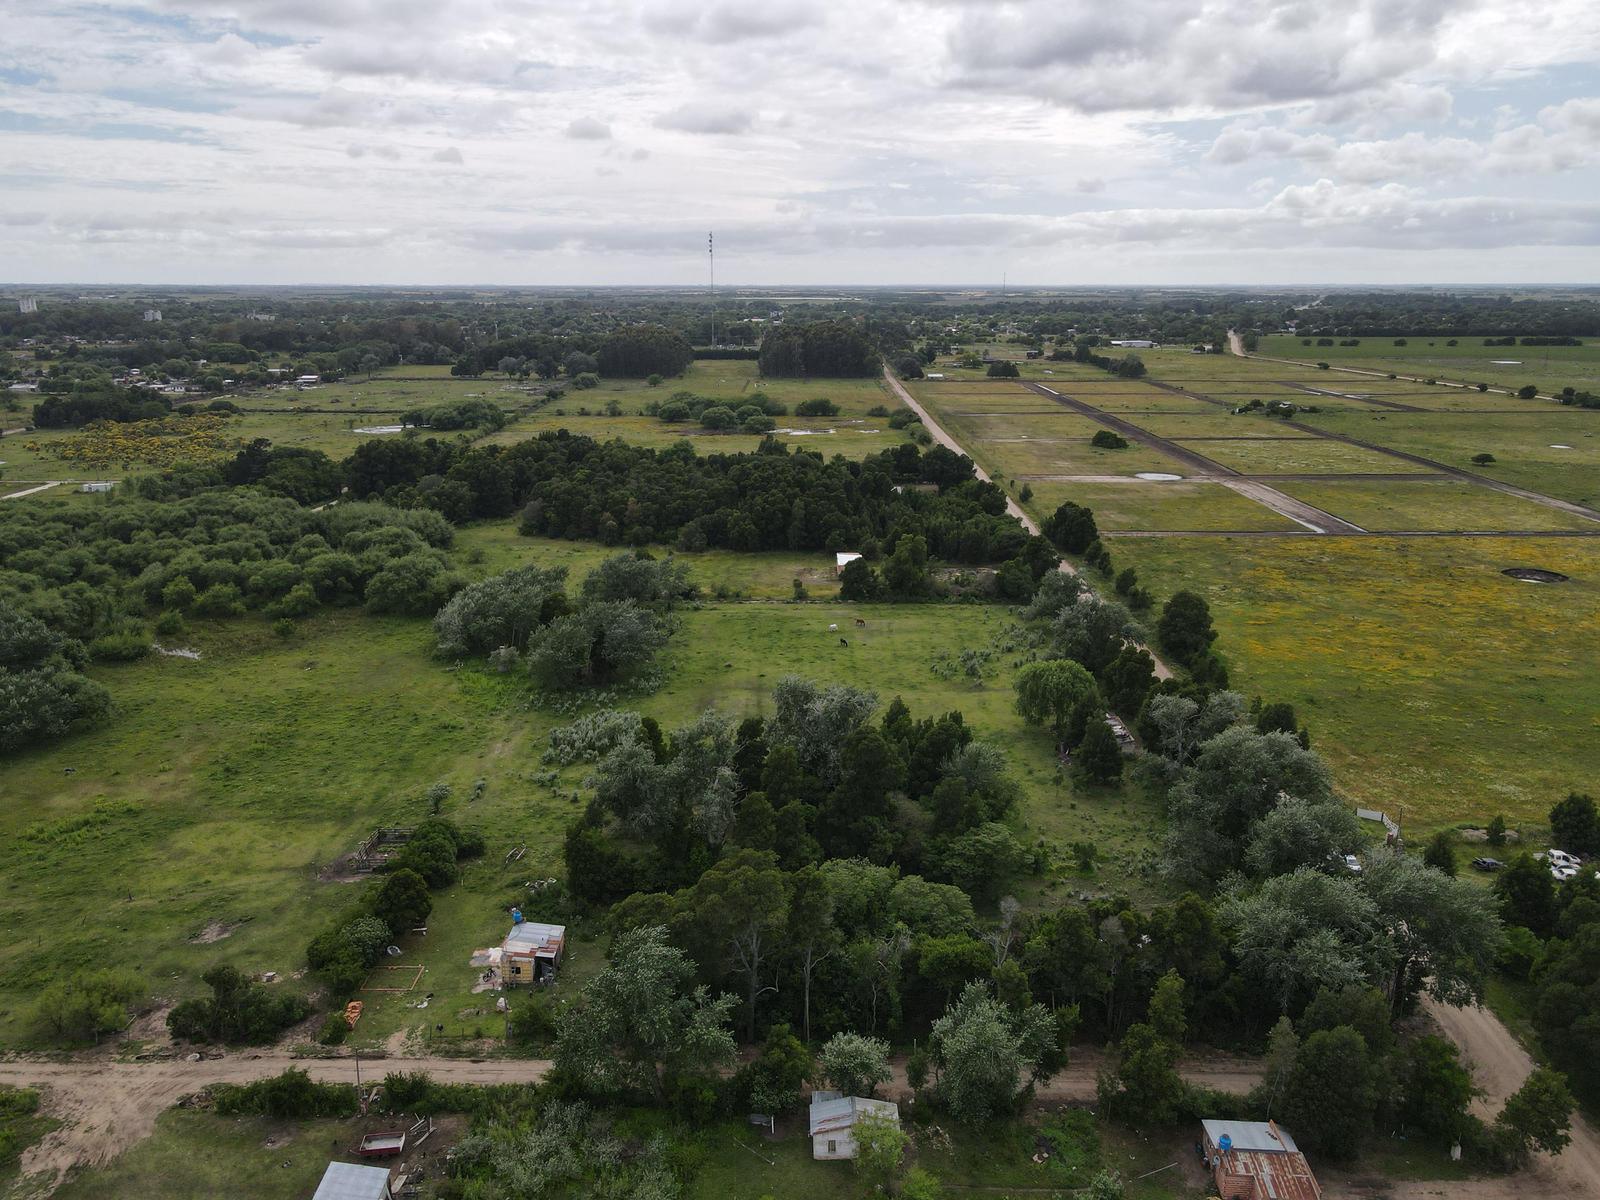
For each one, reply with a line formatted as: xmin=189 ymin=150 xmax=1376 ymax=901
xmin=708 ymin=231 xmax=716 ymax=348
xmin=354 ymin=1046 xmax=365 ymax=1114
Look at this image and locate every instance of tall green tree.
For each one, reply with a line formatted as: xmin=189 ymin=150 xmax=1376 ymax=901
xmin=554 ymin=926 xmax=736 ymax=1099
xmin=1014 ymin=659 xmax=1098 ymax=741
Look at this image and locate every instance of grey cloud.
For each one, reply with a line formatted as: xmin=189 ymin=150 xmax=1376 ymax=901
xmin=431 ymin=146 xmax=463 ymax=163
xmin=644 ymin=0 xmax=821 ymax=43
xmin=944 ymin=0 xmax=1462 ymax=114
xmin=654 ymin=103 xmax=752 ymax=135
xmin=565 ymin=116 xmax=612 ymax=140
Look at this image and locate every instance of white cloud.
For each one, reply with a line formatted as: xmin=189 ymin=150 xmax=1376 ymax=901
xmin=3 ymin=0 xmax=1600 ymax=282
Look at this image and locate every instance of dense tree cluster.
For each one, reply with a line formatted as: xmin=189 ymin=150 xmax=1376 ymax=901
xmin=758 ymin=320 xmax=878 ymax=377
xmin=434 ymin=554 xmax=684 ymax=689
xmin=595 ymin=325 xmax=696 ymax=378
xmin=0 ymin=495 xmax=461 ymax=754
xmin=0 ymin=609 xmax=110 ymax=755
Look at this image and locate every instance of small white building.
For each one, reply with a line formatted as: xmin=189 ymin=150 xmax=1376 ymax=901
xmin=809 ymin=1092 xmax=900 ymax=1160
xmin=1109 ymin=339 xmax=1157 ymax=349
xmin=79 ymin=481 xmax=115 ymax=494
xmin=296 ymin=374 xmax=321 ymax=386
xmin=925 ymin=372 xmax=946 ymax=380
xmin=311 ymin=1161 xmax=393 ymax=1200
xmin=834 ymin=551 xmax=863 ymax=577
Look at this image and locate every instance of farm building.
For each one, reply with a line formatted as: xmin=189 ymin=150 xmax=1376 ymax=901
xmin=310 ymin=1161 xmax=393 ymax=1200
xmin=502 ymin=919 xmax=566 ymax=985
xmin=808 ymin=1092 xmax=900 ymax=1160
xmin=1110 ymin=338 xmax=1158 ymax=348
xmin=1200 ymin=1119 xmax=1320 ymax=1200
xmin=835 ymin=551 xmax=863 ymax=576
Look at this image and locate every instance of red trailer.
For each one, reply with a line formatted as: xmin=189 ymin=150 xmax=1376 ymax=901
xmin=357 ymin=1131 xmax=407 ymax=1158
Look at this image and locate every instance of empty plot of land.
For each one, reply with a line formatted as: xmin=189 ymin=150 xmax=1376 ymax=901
xmin=1276 ymin=479 xmax=1600 ymax=532
xmin=1054 ymin=388 xmax=1225 ymax=414
xmin=1133 ymin=413 xmax=1322 ymax=440
xmin=1113 ymin=534 xmax=1600 ymax=823
xmin=1025 ymin=480 xmax=1300 ymax=532
xmin=1178 ymin=437 xmax=1438 ymax=475
xmin=1298 ymin=411 xmax=1600 ymax=508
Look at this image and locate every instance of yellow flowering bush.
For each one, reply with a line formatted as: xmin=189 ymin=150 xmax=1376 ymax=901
xmin=55 ymin=414 xmax=244 ymax=470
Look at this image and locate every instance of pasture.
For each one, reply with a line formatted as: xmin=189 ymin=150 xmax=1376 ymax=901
xmin=0 ymin=567 xmax=1161 ymax=1049
xmin=1112 ymin=534 xmax=1600 ymax=826
xmin=1259 ymin=333 xmax=1600 ymax=394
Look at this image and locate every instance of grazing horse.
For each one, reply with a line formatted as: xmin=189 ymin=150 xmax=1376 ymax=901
xmin=854 ymin=618 xmax=866 ymax=628
xmin=839 ymin=638 xmax=849 ymax=647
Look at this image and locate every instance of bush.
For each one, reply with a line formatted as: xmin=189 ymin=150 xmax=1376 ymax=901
xmin=167 ymin=964 xmax=311 ymax=1045
xmin=212 ymin=1069 xmax=357 ymax=1118
xmin=29 ymin=970 xmax=144 ymax=1046
xmin=318 ymin=1013 xmax=349 ymax=1045
xmin=508 ymin=998 xmax=558 ymax=1046
xmin=89 ymin=630 xmax=150 ymax=662
xmin=1090 ymin=430 xmax=1128 ymax=450
xmin=153 ymin=610 xmax=186 ymax=637
xmin=795 ymin=397 xmax=840 ymax=417
xmin=193 ymin=583 xmax=245 ymax=617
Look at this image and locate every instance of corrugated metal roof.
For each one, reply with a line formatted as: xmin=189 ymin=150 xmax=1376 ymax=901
xmin=1203 ymin=1119 xmax=1300 ymax=1154
xmin=503 ymin=922 xmax=565 ymax=954
xmin=808 ymin=1096 xmax=900 ymax=1136
xmin=311 ymin=1161 xmax=391 ymax=1200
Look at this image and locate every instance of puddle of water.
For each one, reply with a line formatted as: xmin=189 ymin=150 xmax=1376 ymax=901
xmin=776 ymin=428 xmax=835 ymax=436
xmin=1490 ymin=360 xmax=1523 ymax=365
xmin=1551 ymin=444 xmax=1573 ymax=449
xmin=353 ymin=425 xmax=407 ymax=434
xmin=1135 ymin=472 xmax=1184 ymax=481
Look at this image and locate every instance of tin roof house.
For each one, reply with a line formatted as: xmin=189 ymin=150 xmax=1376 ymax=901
xmin=809 ymin=1091 xmax=900 ymax=1160
xmin=1200 ymin=1119 xmax=1321 ymax=1200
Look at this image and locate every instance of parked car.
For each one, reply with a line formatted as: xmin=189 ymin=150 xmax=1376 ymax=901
xmin=1551 ymin=865 xmax=1579 ymax=881
xmin=1343 ymin=854 xmax=1363 ymax=874
xmin=1472 ymin=857 xmax=1504 ymax=871
xmin=1549 ymin=849 xmax=1581 ymax=867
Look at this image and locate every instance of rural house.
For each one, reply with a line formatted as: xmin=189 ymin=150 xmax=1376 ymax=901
xmin=501 ymin=919 xmax=566 ymax=985
xmin=310 ymin=1161 xmax=393 ymax=1200
xmin=808 ymin=1092 xmax=900 ymax=1160
xmin=1200 ymin=1118 xmax=1321 ymax=1200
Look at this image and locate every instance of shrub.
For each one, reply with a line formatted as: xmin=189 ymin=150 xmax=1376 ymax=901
xmin=212 ymin=1069 xmax=357 ymax=1118
xmin=153 ymin=610 xmax=186 ymax=637
xmin=795 ymin=397 xmax=840 ymax=417
xmin=1090 ymin=430 xmax=1128 ymax=450
xmin=317 ymin=1013 xmax=349 ymax=1045
xmin=29 ymin=970 xmax=144 ymax=1046
xmin=193 ymin=583 xmax=245 ymax=617
xmin=89 ymin=630 xmax=150 ymax=662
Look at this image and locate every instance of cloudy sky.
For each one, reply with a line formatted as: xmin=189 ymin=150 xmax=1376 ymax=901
xmin=5 ymin=0 xmax=1600 ymax=285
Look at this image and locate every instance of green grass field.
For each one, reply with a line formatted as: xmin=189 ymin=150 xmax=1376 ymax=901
xmin=0 ymin=556 xmax=1163 ymax=1047
xmin=1259 ymin=334 xmax=1600 ymax=394
xmin=1112 ymin=535 xmax=1600 ymax=826
xmin=1276 ymin=479 xmax=1600 ymax=532
xmin=1025 ymin=481 xmax=1297 ymax=532
xmin=1297 ymin=410 xmax=1600 ymax=507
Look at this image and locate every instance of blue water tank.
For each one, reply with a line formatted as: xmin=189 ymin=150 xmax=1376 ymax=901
xmin=1219 ymin=1134 xmax=1233 ymax=1152
xmin=511 ymin=908 xmax=523 ymax=924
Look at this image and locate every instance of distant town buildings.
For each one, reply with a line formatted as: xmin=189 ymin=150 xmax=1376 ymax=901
xmin=143 ymin=308 xmax=163 ymax=322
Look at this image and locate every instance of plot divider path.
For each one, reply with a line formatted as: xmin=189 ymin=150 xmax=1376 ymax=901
xmin=880 ymin=366 xmax=1174 ymax=679
xmin=1021 ymin=382 xmax=1366 ymax=535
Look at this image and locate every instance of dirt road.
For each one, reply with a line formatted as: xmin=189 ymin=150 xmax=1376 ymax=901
xmin=0 ymin=1046 xmax=1260 ymax=1192
xmin=881 ymin=366 xmax=1175 ymax=679
xmin=0 ymin=1052 xmax=552 ymax=1190
xmin=1421 ymin=998 xmax=1600 ymax=1198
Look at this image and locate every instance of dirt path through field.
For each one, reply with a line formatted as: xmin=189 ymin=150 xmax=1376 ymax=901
xmin=0 ymin=1045 xmax=1261 ymax=1193
xmin=1420 ymin=998 xmax=1600 ymax=1197
xmin=880 ymin=365 xmax=1175 ymax=679
xmin=0 ymin=1052 xmax=553 ymax=1192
